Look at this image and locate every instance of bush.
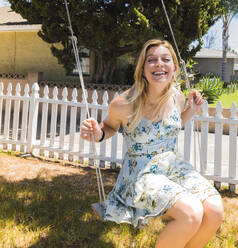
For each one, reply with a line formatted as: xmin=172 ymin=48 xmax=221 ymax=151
xmin=224 ymin=81 xmax=237 ymax=94
xmin=195 ymin=77 xmax=224 ymax=103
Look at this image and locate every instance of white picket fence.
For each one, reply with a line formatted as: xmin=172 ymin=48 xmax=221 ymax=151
xmin=0 ymin=82 xmax=237 ymax=191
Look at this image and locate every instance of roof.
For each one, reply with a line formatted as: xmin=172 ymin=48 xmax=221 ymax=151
xmin=0 ymin=6 xmax=41 ymax=31
xmin=194 ymin=48 xmax=238 ymax=59
xmin=0 ymin=6 xmax=28 ymax=25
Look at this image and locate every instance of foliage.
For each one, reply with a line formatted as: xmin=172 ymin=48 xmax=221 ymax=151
xmin=8 ymin=0 xmax=222 ymax=84
xmin=208 ymin=87 xmax=238 ymax=107
xmin=177 ymin=59 xmax=197 ymax=92
xmin=224 ymin=81 xmax=237 ymax=94
xmin=195 ymin=77 xmax=224 ymax=103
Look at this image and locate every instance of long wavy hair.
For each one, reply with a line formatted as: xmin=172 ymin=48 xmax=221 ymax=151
xmin=127 ymin=39 xmax=179 ymax=131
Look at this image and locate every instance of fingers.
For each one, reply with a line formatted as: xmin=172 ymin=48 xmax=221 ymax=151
xmin=188 ymin=90 xmax=204 ymax=106
xmin=80 ymin=118 xmax=101 ymax=141
xmin=80 ymin=118 xmax=96 ymax=141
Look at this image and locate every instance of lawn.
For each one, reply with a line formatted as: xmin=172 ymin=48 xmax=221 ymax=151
xmin=0 ymin=152 xmax=237 ymax=248
xmin=208 ymin=90 xmax=238 ymax=108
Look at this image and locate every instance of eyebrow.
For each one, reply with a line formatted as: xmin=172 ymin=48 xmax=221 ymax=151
xmin=146 ymin=53 xmax=172 ymax=58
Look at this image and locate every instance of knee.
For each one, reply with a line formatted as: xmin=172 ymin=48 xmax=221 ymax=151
xmin=171 ymin=196 xmax=204 ymax=230
xmin=203 ymin=195 xmax=224 ymax=226
xmin=184 ymin=199 xmax=204 ymax=230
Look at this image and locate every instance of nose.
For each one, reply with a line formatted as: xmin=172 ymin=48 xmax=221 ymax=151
xmin=155 ymin=58 xmax=164 ymax=67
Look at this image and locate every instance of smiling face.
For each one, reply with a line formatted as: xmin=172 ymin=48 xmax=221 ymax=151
xmin=143 ymin=45 xmax=177 ymax=88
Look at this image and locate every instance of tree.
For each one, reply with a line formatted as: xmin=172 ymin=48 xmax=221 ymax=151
xmin=202 ymin=30 xmax=218 ymax=49
xmin=220 ymin=0 xmax=238 ymax=82
xmin=9 ymin=0 xmax=222 ymax=84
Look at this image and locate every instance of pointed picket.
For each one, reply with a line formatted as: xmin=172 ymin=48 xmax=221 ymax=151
xmin=228 ymin=102 xmax=237 ymax=192
xmin=0 ymin=83 xmax=4 ymax=135
xmin=49 ymin=86 xmax=59 ymax=158
xmin=200 ymin=101 xmax=209 ymax=175
xmin=3 ymin=83 xmax=12 ymax=149
xmin=89 ymin=90 xmax=99 ymax=166
xmin=59 ymin=87 xmax=68 ymax=160
xmin=12 ymin=83 xmax=21 ymax=150
xmin=110 ymin=92 xmax=119 ymax=169
xmin=78 ymin=89 xmax=88 ymax=164
xmin=99 ymin=91 xmax=109 ymax=167
xmin=213 ymin=101 xmax=223 ymax=189
xmin=20 ymin=84 xmax=30 ymax=152
xmin=39 ymin=85 xmax=49 ymax=156
xmin=68 ymin=88 xmax=78 ymax=162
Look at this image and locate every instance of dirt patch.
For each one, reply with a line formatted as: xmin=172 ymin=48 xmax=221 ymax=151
xmin=0 ymin=153 xmax=118 ymax=185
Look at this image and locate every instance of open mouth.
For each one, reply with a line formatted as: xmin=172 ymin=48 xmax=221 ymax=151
xmin=152 ymin=71 xmax=167 ymax=76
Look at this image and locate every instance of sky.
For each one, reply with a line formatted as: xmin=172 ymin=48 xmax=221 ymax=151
xmin=0 ymin=0 xmax=238 ymax=52
xmin=205 ymin=15 xmax=238 ymax=53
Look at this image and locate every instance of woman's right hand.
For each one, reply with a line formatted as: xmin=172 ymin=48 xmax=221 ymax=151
xmin=80 ymin=118 xmax=104 ymax=142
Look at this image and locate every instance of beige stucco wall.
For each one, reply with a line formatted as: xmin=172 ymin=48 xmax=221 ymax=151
xmin=193 ymin=58 xmax=234 ymax=82
xmin=0 ymin=30 xmax=94 ymax=83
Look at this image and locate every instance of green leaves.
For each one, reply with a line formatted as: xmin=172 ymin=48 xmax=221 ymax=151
xmin=195 ymin=77 xmax=224 ymax=103
xmin=8 ymin=0 xmax=223 ymax=84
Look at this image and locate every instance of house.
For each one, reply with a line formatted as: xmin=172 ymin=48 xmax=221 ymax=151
xmin=193 ymin=48 xmax=238 ymax=82
xmin=0 ymin=6 xmax=95 ymax=85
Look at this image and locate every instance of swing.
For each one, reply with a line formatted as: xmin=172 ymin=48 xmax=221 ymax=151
xmin=63 ymin=0 xmax=202 ymax=221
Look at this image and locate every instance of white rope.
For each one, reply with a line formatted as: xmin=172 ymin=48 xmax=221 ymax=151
xmin=64 ymin=0 xmax=105 ymax=203
xmin=161 ymin=0 xmax=203 ymax=171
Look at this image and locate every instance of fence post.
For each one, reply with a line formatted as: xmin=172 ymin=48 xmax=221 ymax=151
xmin=110 ymin=92 xmax=119 ymax=169
xmin=228 ymin=102 xmax=237 ymax=192
xmin=0 ymin=83 xmax=4 ymax=137
xmin=99 ymin=91 xmax=109 ymax=168
xmin=3 ymin=83 xmax=12 ymax=150
xmin=68 ymin=88 xmax=78 ymax=162
xmin=184 ymin=119 xmax=193 ymax=162
xmin=12 ymin=83 xmax=21 ymax=151
xmin=20 ymin=84 xmax=30 ymax=153
xmin=214 ymin=101 xmax=223 ymax=190
xmin=27 ymin=83 xmax=39 ymax=154
xmin=200 ymin=101 xmax=209 ymax=175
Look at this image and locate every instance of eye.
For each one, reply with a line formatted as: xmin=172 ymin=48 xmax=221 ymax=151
xmin=147 ymin=57 xmax=157 ymax=63
xmin=163 ymin=58 xmax=171 ymax=62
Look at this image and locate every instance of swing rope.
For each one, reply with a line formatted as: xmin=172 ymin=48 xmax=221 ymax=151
xmin=63 ymin=0 xmax=204 ymax=209
xmin=161 ymin=0 xmax=203 ymax=172
xmin=64 ymin=0 xmax=106 ymax=204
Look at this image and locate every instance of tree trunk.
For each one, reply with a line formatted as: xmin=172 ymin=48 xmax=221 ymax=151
xmin=102 ymin=59 xmax=116 ymax=84
xmin=222 ymin=15 xmax=229 ymax=82
xmin=93 ymin=52 xmax=117 ymax=84
xmin=94 ymin=52 xmax=103 ymax=84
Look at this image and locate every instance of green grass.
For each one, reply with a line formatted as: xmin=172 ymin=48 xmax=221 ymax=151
xmin=0 ymin=154 xmax=237 ymax=248
xmin=208 ymin=90 xmax=238 ymax=108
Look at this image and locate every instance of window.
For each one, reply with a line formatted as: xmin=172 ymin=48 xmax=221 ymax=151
xmin=72 ymin=48 xmax=90 ymax=76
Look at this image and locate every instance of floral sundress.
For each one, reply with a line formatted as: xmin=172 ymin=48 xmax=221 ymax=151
xmin=104 ymin=96 xmax=219 ymax=227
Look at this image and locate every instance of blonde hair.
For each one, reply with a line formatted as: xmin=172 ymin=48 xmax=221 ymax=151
xmin=127 ymin=39 xmax=179 ymax=131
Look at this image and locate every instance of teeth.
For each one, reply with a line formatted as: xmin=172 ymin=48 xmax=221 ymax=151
xmin=153 ymin=72 xmax=166 ymax=75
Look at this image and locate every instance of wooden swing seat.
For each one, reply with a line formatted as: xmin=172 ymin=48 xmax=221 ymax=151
xmin=91 ymin=202 xmax=105 ymax=221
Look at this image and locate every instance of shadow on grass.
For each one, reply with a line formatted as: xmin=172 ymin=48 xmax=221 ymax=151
xmin=219 ymin=188 xmax=238 ymax=198
xmin=0 ymin=167 xmax=120 ymax=248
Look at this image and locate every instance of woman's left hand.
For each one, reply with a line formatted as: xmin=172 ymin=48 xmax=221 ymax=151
xmin=187 ymin=90 xmax=204 ymax=111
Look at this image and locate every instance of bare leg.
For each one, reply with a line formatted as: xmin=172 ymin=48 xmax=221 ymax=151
xmin=185 ymin=195 xmax=224 ymax=248
xmin=155 ymin=196 xmax=204 ymax=248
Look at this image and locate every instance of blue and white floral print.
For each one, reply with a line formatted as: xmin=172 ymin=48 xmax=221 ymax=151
xmin=104 ymin=103 xmax=219 ymax=227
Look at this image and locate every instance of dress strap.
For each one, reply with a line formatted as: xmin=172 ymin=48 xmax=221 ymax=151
xmin=171 ymin=87 xmax=181 ymax=113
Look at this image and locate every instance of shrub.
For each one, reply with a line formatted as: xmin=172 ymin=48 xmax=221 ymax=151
xmin=195 ymin=77 xmax=224 ymax=103
xmin=224 ymin=81 xmax=237 ymax=94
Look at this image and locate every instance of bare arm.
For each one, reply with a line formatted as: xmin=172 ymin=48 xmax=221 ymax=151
xmin=177 ymin=90 xmax=204 ymax=127
xmin=80 ymin=93 xmax=129 ymax=142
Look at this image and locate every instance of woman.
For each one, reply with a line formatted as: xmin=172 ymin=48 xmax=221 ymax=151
xmin=80 ymin=39 xmax=224 ymax=248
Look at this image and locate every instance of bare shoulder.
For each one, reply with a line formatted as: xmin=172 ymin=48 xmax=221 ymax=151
xmin=109 ymin=89 xmax=132 ymax=115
